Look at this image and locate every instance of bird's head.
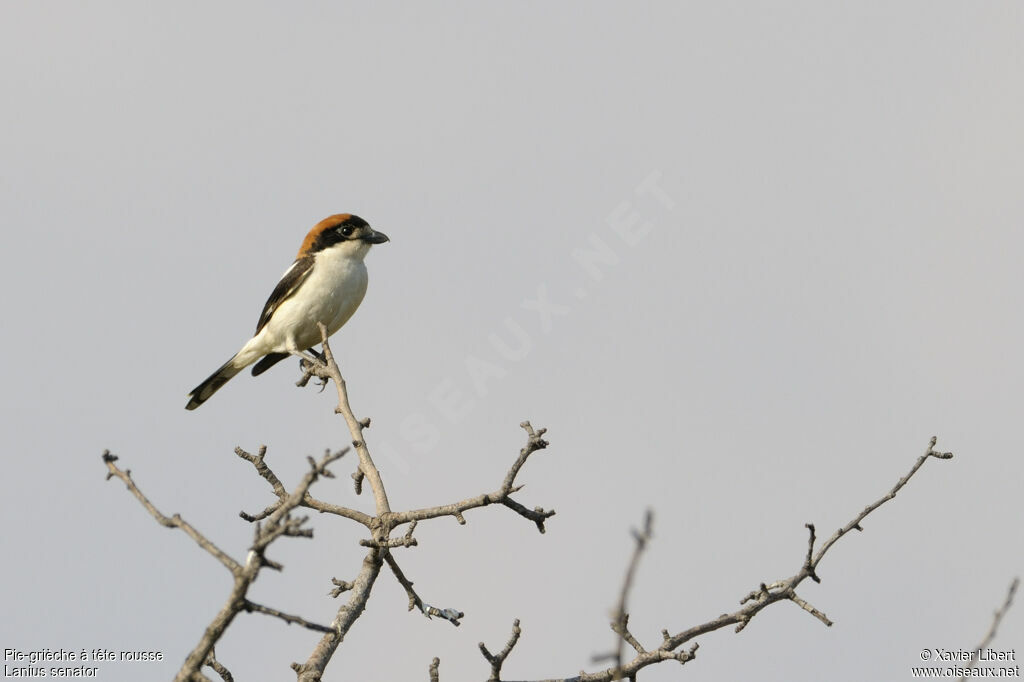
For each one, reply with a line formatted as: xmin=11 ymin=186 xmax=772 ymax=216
xmin=298 ymin=214 xmax=389 ymax=259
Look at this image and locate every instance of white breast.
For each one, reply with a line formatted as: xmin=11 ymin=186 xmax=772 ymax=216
xmin=255 ymin=245 xmax=370 ymax=353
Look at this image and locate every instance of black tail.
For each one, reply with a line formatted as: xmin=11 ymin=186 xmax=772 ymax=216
xmin=251 ymin=352 xmax=289 ymax=376
xmin=185 ymin=356 xmax=243 ymax=410
xmin=252 ymin=348 xmax=324 ymax=376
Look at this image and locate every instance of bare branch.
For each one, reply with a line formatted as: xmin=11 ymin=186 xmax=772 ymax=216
xmin=242 ymin=601 xmax=333 ymax=633
xmin=803 ymin=523 xmax=820 ymax=583
xmin=593 ymin=511 xmax=653 ymax=679
xmin=249 ymin=451 xmax=346 ymax=557
xmin=360 ymin=519 xmax=419 ymax=548
xmin=102 ymin=451 xmax=240 ymax=574
xmin=236 ymin=445 xmax=373 ymax=527
xmin=665 ymin=439 xmax=950 ymax=645
xmin=388 ymin=422 xmax=555 ymax=533
xmin=788 ymin=590 xmax=832 ymax=627
xmin=328 ymin=578 xmax=353 ymax=598
xmin=298 ymin=492 xmax=373 ymax=526
xmin=239 ymin=504 xmax=280 ymax=523
xmin=959 ymin=577 xmax=1020 ymax=681
xmin=295 ymin=548 xmax=384 ymax=682
xmin=307 ymin=323 xmax=391 ymax=517
xmin=811 ymin=436 xmax=952 ymax=570
xmin=295 ymin=327 xmax=394 ymax=681
xmin=500 ymin=497 xmax=557 ymax=534
xmin=385 ymin=552 xmax=464 ymax=627
xmin=429 ymin=657 xmax=440 ymax=682
xmin=479 ymin=619 xmax=522 ymax=682
xmin=235 ymin=445 xmax=286 ymax=497
xmin=501 ymin=422 xmax=549 ymax=491
xmin=204 ymin=648 xmax=233 ymax=682
xmin=612 ymin=614 xmax=646 ymax=657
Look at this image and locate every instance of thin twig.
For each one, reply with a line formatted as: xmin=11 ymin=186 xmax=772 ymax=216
xmin=243 ymin=601 xmax=333 ymax=633
xmin=235 ymin=445 xmax=286 ymax=497
xmin=811 ymin=436 xmax=952 ymax=570
xmin=236 ymin=445 xmax=373 ymax=526
xmin=479 ymin=619 xmax=522 ymax=682
xmin=329 ymin=578 xmax=353 ymax=598
xmin=385 ymin=553 xmax=464 ymax=626
xmin=388 ymin=422 xmax=555 ymax=533
xmin=958 ymin=577 xmax=1019 ymax=681
xmin=298 ymin=492 xmax=373 ymax=526
xmin=102 ymin=451 xmax=241 ymax=575
xmin=204 ymin=648 xmax=233 ymax=682
xmin=593 ymin=511 xmax=653 ymax=679
xmin=315 ymin=322 xmax=391 ymax=517
xmin=803 ymin=523 xmax=820 ymax=583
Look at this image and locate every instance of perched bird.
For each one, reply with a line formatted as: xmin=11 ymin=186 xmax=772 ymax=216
xmin=186 ymin=213 xmax=389 ymax=410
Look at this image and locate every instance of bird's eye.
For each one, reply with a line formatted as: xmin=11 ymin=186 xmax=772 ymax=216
xmin=340 ymin=225 xmax=354 ymax=237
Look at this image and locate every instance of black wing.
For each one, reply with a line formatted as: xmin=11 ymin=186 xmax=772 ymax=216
xmin=255 ymin=255 xmax=315 ymax=334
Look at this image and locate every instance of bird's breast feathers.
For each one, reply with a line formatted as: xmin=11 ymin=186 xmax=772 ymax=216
xmin=251 ymin=245 xmax=370 ymax=353
xmin=302 ymin=246 xmax=370 ymax=330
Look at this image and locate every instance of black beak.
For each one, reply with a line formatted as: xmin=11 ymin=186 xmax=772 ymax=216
xmin=363 ymin=229 xmax=389 ymax=244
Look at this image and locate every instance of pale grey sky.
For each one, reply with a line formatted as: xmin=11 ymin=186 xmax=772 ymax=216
xmin=1 ymin=3 xmax=1021 ymax=681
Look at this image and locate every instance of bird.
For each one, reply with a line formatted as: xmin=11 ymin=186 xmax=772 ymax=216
xmin=185 ymin=213 xmax=389 ymax=410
